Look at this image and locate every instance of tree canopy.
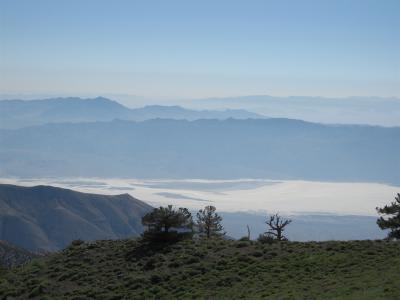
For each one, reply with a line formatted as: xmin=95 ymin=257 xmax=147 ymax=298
xmin=142 ymin=205 xmax=193 ymax=234
xmin=377 ymin=193 xmax=400 ymax=239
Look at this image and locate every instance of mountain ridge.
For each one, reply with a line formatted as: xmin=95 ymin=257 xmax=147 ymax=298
xmin=1 ymin=118 xmax=398 ymax=184
xmin=0 ymin=97 xmax=265 ymax=129
xmin=0 ymin=184 xmax=152 ymax=252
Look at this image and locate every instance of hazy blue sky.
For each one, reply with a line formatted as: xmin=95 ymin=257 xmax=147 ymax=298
xmin=1 ymin=0 xmax=399 ymax=99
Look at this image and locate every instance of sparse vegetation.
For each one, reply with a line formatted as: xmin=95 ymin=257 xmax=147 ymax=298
xmin=257 ymin=233 xmax=275 ymax=244
xmin=1 ymin=201 xmax=399 ymax=299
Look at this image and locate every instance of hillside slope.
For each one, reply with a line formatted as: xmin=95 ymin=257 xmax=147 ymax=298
xmin=0 ymin=184 xmax=152 ymax=252
xmin=0 ymin=238 xmax=399 ymax=299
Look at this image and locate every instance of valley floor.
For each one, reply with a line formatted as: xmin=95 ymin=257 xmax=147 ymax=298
xmin=2 ymin=177 xmax=398 ymax=215
xmin=1 ymin=239 xmax=399 ymax=299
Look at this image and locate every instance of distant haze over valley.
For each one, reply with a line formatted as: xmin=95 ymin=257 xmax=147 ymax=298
xmin=2 ymin=177 xmax=395 ymax=217
xmin=0 ymin=97 xmax=399 ymax=184
xmin=0 ymin=112 xmax=398 ymax=185
xmin=0 ymin=96 xmax=398 ymax=243
xmin=2 ymin=2 xmax=400 ymax=297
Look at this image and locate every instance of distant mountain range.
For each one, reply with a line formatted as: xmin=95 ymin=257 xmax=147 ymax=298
xmin=0 ymin=97 xmax=264 ymax=129
xmin=0 ymin=184 xmax=152 ymax=252
xmin=2 ymin=95 xmax=400 ymax=127
xmin=1 ymin=118 xmax=398 ymax=184
xmin=188 ymin=95 xmax=400 ymax=126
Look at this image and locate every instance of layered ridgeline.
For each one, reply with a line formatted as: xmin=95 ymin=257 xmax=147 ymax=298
xmin=0 ymin=184 xmax=152 ymax=252
xmin=0 ymin=118 xmax=399 ymax=184
xmin=0 ymin=97 xmax=263 ymax=129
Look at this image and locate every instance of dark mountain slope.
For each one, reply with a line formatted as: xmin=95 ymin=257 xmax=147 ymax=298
xmin=0 ymin=118 xmax=399 ymax=184
xmin=0 ymin=240 xmax=37 ymax=268
xmin=0 ymin=184 xmax=152 ymax=252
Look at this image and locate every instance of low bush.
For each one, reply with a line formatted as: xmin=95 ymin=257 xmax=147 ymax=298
xmin=257 ymin=234 xmax=275 ymax=244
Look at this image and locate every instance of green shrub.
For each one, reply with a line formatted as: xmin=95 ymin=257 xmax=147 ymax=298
xmin=236 ymin=242 xmax=250 ymax=248
xmin=150 ymin=274 xmax=162 ymax=284
xmin=71 ymin=239 xmax=85 ymax=247
xmin=257 ymin=234 xmax=275 ymax=244
xmin=29 ymin=284 xmax=45 ymax=298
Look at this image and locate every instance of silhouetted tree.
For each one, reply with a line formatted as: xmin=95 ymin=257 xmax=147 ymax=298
xmin=142 ymin=205 xmax=193 ymax=234
xmin=196 ymin=206 xmax=225 ymax=238
xmin=263 ymin=213 xmax=292 ymax=241
xmin=377 ymin=193 xmax=400 ymax=239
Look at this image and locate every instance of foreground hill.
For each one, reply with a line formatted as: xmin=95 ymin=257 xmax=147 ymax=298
xmin=1 ymin=118 xmax=399 ymax=184
xmin=1 ymin=238 xmax=399 ymax=299
xmin=0 ymin=184 xmax=152 ymax=252
xmin=0 ymin=97 xmax=263 ymax=129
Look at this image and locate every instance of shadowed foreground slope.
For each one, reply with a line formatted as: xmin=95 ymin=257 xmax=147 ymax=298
xmin=0 ymin=184 xmax=152 ymax=252
xmin=1 ymin=239 xmax=399 ymax=299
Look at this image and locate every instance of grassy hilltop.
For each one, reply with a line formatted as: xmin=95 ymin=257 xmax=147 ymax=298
xmin=1 ymin=238 xmax=399 ymax=299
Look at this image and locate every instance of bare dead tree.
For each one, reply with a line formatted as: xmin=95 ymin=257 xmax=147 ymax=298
xmin=246 ymin=224 xmax=251 ymax=240
xmin=264 ymin=213 xmax=292 ymax=241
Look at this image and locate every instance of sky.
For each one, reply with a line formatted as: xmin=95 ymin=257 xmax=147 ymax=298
xmin=1 ymin=0 xmax=399 ymax=99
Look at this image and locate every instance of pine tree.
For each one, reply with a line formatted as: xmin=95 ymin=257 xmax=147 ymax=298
xmin=142 ymin=205 xmax=192 ymax=233
xmin=196 ymin=206 xmax=225 ymax=238
xmin=377 ymin=193 xmax=400 ymax=239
